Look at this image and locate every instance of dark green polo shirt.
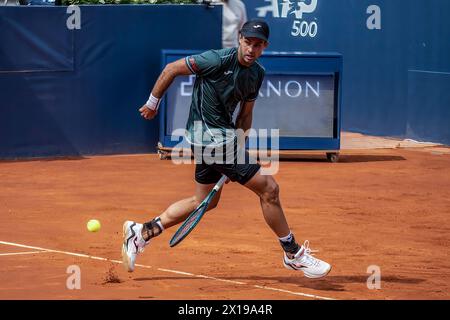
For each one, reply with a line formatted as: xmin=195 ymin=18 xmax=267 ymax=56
xmin=184 ymin=47 xmax=265 ymax=146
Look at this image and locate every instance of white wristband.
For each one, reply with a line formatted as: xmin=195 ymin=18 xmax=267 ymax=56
xmin=145 ymin=93 xmax=160 ymax=111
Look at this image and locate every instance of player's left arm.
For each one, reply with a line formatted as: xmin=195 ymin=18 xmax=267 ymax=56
xmin=235 ymin=100 xmax=255 ymax=137
xmin=230 ymin=100 xmax=255 ymax=184
xmin=236 ymin=68 xmax=264 ymax=134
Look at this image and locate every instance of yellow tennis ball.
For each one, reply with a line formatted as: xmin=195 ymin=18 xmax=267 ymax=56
xmin=87 ymin=219 xmax=101 ymax=232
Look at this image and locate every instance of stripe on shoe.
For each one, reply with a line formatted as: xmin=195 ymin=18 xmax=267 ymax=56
xmin=125 ymin=222 xmax=137 ymax=249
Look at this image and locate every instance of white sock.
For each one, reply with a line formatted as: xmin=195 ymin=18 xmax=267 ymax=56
xmin=155 ymin=216 xmax=164 ymax=231
xmin=278 ymin=232 xmax=293 ymax=243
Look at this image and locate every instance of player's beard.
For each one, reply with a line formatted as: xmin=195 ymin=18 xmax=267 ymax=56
xmin=238 ymin=46 xmax=253 ymax=67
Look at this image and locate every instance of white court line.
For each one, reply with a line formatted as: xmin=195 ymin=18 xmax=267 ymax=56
xmin=194 ymin=274 xmax=247 ymax=285
xmin=156 ymin=268 xmax=195 ymax=277
xmin=0 ymin=240 xmax=336 ymax=300
xmin=0 ymin=251 xmax=46 ymax=257
xmin=254 ymin=285 xmax=335 ymax=300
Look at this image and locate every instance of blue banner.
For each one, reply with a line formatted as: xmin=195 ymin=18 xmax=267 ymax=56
xmin=245 ymin=0 xmax=450 ymax=144
xmin=0 ymin=5 xmax=222 ymax=158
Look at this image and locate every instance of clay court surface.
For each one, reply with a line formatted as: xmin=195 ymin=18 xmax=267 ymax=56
xmin=1 ymin=139 xmax=449 ymax=300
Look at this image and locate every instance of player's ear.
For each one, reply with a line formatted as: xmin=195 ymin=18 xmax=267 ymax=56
xmin=263 ymin=41 xmax=269 ymax=49
xmin=238 ymin=34 xmax=244 ymax=46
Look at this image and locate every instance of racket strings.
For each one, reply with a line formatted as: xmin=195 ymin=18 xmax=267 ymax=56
xmin=169 ymin=181 xmax=223 ymax=247
xmin=171 ymin=206 xmax=205 ymax=244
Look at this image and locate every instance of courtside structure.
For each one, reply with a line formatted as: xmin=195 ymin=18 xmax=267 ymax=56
xmin=158 ymin=50 xmax=343 ymax=159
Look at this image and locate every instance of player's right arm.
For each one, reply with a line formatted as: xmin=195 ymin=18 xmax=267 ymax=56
xmin=139 ymin=58 xmax=193 ymax=120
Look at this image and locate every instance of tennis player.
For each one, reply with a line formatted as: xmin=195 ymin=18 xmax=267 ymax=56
xmin=122 ymin=19 xmax=331 ymax=278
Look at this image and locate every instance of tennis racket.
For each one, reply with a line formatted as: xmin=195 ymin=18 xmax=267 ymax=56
xmin=169 ymin=175 xmax=227 ymax=247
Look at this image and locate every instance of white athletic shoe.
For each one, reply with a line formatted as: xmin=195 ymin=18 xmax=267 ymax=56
xmin=283 ymin=240 xmax=331 ymax=279
xmin=122 ymin=221 xmax=149 ymax=272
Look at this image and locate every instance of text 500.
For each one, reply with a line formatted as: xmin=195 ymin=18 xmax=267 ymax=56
xmin=291 ymin=20 xmax=318 ymax=38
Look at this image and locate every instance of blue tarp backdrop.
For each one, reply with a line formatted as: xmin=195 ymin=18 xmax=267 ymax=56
xmin=0 ymin=5 xmax=222 ymax=158
xmin=246 ymin=0 xmax=450 ymax=145
xmin=0 ymin=1 xmax=449 ymax=159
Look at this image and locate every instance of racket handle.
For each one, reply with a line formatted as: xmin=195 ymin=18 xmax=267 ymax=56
xmin=213 ymin=175 xmax=228 ymax=191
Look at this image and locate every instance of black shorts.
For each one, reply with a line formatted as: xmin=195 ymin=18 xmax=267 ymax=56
xmin=192 ymin=143 xmax=260 ymax=185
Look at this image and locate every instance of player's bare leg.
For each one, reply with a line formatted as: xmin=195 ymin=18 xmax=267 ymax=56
xmin=157 ymin=181 xmax=223 ymax=230
xmin=244 ymin=170 xmax=331 ymax=278
xmin=121 ymin=181 xmax=222 ymax=272
xmin=244 ymin=171 xmax=289 ymax=237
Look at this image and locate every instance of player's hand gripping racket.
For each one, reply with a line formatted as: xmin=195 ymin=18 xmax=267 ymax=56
xmin=169 ymin=175 xmax=227 ymax=247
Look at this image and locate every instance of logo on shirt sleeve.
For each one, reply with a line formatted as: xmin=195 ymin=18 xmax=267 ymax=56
xmin=188 ymin=57 xmax=200 ymax=73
